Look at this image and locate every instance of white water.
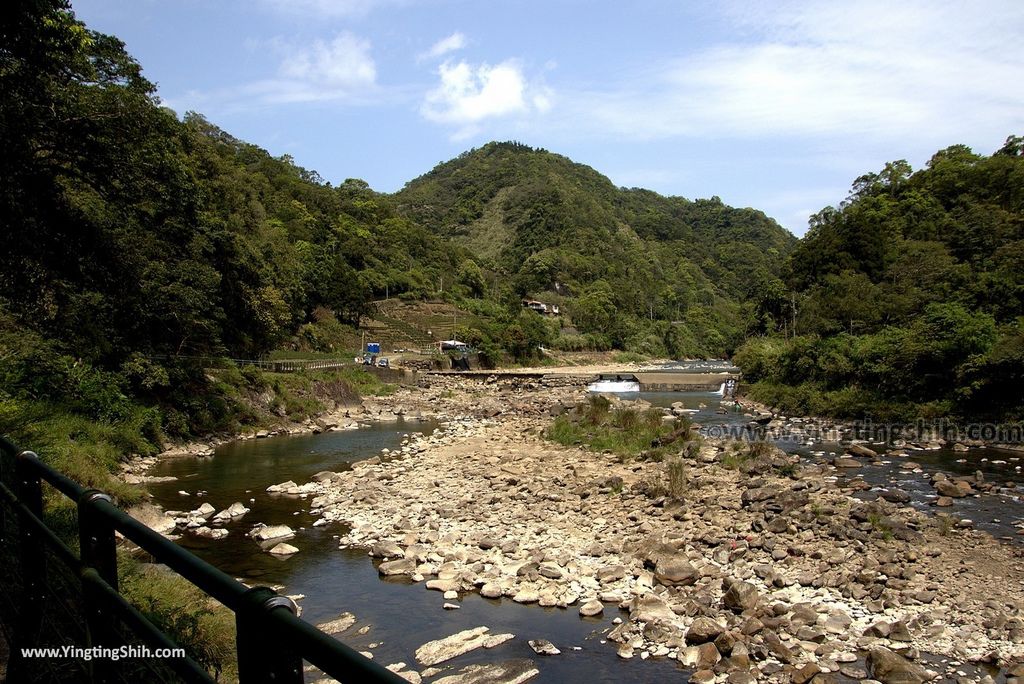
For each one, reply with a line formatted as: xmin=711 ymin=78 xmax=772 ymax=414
xmin=587 ymin=380 xmax=641 ymax=393
xmin=714 ymin=381 xmax=727 ymax=396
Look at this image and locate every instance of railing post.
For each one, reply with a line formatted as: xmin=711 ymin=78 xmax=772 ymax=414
xmin=236 ymin=587 xmax=303 ymax=683
xmin=10 ymin=451 xmax=46 ymax=679
xmin=78 ymin=490 xmax=119 ymax=588
xmin=79 ymin=489 xmax=120 ymax=681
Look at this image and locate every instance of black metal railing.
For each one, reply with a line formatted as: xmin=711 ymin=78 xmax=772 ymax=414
xmin=0 ymin=435 xmax=404 ymax=683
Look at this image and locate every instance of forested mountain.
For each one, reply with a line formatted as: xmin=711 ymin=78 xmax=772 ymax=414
xmin=0 ymin=1 xmax=797 ymax=445
xmin=735 ymin=138 xmax=1024 ymax=421
xmin=396 ymin=142 xmax=796 ymax=355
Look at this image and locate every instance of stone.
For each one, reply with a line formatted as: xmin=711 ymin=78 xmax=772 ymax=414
xmin=252 ymin=524 xmax=295 ymax=541
xmin=431 ymin=659 xmax=539 ymax=684
xmin=722 ymin=580 xmax=759 ymax=612
xmin=377 ymin=558 xmax=417 ymax=576
xmin=793 ymin=663 xmax=822 ymax=684
xmin=480 ymin=583 xmax=503 ymax=599
xmin=193 ymin=526 xmax=228 ymax=540
xmin=654 ymin=558 xmax=699 ymax=586
xmin=695 ymin=643 xmax=721 ymax=669
xmin=888 ymin=621 xmax=913 ymax=642
xmin=415 ymin=627 xmax=507 ymax=667
xmin=268 ymin=543 xmax=298 ymax=556
xmin=212 ymin=502 xmax=250 ymax=522
xmin=848 ymin=443 xmax=879 ymax=458
xmin=935 ymin=480 xmax=965 ymax=498
xmin=512 ymin=589 xmax=539 ymax=604
xmin=866 ymin=646 xmax=933 ymax=684
xmin=128 ymin=504 xmax=177 ymax=535
xmin=579 ymin=600 xmax=603 ymax=617
xmin=538 ymin=563 xmax=563 ymax=579
xmin=370 ymin=541 xmax=405 ymax=558
xmin=690 ymin=670 xmax=715 ymax=684
xmin=834 ymin=457 xmax=863 ymax=468
xmin=528 ymin=639 xmax=561 ymax=655
xmin=316 ymin=612 xmax=356 ymax=634
xmin=597 ymin=565 xmax=627 ymax=583
xmin=686 ymin=617 xmax=725 ymax=644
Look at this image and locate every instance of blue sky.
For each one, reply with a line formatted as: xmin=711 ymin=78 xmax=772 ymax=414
xmin=71 ymin=0 xmax=1024 ymax=236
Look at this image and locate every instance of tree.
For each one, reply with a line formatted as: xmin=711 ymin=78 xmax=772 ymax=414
xmin=457 ymin=259 xmax=486 ymax=298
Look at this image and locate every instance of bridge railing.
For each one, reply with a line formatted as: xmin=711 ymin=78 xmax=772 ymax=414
xmin=0 ymin=435 xmax=404 ymax=683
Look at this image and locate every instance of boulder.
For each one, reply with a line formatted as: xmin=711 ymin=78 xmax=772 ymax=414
xmin=212 ymin=502 xmax=250 ymax=522
xmin=415 ymin=626 xmax=508 ymax=666
xmin=252 ymin=524 xmax=295 ymax=541
xmin=432 ymin=660 xmax=539 ymax=684
xmin=528 ymin=639 xmax=560 ymax=655
xmin=316 ymin=612 xmax=356 ymax=634
xmin=268 ymin=543 xmax=298 ymax=556
xmin=579 ymin=600 xmax=603 ymax=617
xmin=847 ymin=443 xmax=879 ymax=458
xmin=370 ymin=541 xmax=405 ymax=558
xmin=686 ymin=617 xmax=724 ymax=644
xmin=193 ymin=526 xmax=228 ymax=540
xmin=654 ymin=558 xmax=699 ymax=586
xmin=866 ymin=646 xmax=934 ymax=684
xmin=480 ymin=583 xmax=503 ymax=599
xmin=430 ymin=655 xmax=540 ymax=684
xmin=934 ymin=480 xmax=965 ymax=498
xmin=378 ymin=558 xmax=417 ymax=576
xmin=128 ymin=504 xmax=176 ymax=535
xmin=722 ymin=580 xmax=759 ymax=612
xmin=195 ymin=502 xmax=216 ymax=517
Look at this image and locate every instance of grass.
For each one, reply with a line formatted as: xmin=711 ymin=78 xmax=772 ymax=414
xmin=0 ymin=398 xmax=152 ymax=508
xmin=612 ymin=351 xmax=648 ymax=364
xmin=867 ymin=512 xmax=894 ymax=540
xmin=545 ymin=395 xmax=691 ymax=461
xmin=666 ymin=458 xmax=689 ymax=498
xmin=120 ymin=556 xmax=237 ymax=681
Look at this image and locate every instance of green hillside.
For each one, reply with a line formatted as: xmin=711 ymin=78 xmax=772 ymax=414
xmin=395 ymin=141 xmax=797 ymax=355
xmin=735 ymin=138 xmax=1024 ymax=421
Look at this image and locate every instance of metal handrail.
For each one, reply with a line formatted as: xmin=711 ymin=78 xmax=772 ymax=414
xmin=0 ymin=435 xmax=404 ymax=683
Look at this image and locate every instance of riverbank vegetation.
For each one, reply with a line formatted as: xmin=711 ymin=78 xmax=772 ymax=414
xmin=735 ymin=138 xmax=1024 ymax=422
xmin=546 ymin=396 xmax=695 ymax=462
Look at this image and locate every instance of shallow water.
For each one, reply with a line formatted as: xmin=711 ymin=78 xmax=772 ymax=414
xmin=148 ymin=419 xmax=684 ymax=682
xmin=146 ymin=390 xmax=1024 ymax=681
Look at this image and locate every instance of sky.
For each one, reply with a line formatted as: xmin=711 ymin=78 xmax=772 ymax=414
xmin=70 ymin=0 xmax=1024 ymax=237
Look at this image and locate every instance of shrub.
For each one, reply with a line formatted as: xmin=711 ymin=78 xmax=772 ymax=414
xmin=666 ymin=458 xmax=688 ymax=499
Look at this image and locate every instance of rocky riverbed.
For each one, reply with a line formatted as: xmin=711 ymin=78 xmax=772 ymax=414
xmin=126 ymin=367 xmax=1024 ymax=683
xmin=287 ymin=373 xmax=1024 ymax=684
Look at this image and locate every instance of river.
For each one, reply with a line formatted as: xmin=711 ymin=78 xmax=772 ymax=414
xmin=147 ymin=419 xmax=684 ymax=682
xmin=146 ymin=385 xmax=1024 ymax=682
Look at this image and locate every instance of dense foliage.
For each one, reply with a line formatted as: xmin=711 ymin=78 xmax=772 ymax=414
xmin=0 ymin=1 xmax=459 ymax=439
xmin=396 ymin=142 xmax=796 ymax=358
xmin=735 ymin=139 xmax=1024 ymax=421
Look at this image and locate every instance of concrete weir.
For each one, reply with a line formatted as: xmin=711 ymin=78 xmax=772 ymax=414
xmin=599 ymin=372 xmax=740 ymax=392
xmin=426 ymin=369 xmax=740 ymax=392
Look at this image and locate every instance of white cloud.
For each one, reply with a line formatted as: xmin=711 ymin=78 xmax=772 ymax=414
xmin=419 ymin=32 xmax=466 ymax=62
xmin=557 ymin=0 xmax=1024 ymax=146
xmin=421 ymin=59 xmax=551 ymax=138
xmin=177 ymin=32 xmax=381 ymax=109
xmin=259 ymin=0 xmax=392 ymax=18
xmin=279 ymin=33 xmax=376 ymax=91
